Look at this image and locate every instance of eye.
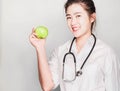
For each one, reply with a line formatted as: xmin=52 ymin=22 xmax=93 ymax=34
xmin=76 ymin=15 xmax=81 ymax=18
xmin=66 ymin=16 xmax=72 ymax=20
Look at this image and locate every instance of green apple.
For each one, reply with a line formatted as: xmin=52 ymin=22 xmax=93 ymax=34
xmin=35 ymin=26 xmax=48 ymax=39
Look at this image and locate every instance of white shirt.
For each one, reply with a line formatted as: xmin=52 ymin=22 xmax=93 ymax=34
xmin=48 ymin=35 xmax=120 ymax=91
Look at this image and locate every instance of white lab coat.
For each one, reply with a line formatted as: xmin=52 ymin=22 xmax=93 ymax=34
xmin=48 ymin=35 xmax=120 ymax=91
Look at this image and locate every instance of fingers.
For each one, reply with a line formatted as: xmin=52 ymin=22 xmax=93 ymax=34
xmin=32 ymin=27 xmax=38 ymax=37
xmin=29 ymin=33 xmax=33 ymax=42
xmin=32 ymin=27 xmax=35 ymax=33
xmin=30 ymin=33 xmax=35 ymax=39
xmin=29 ymin=33 xmax=37 ymax=40
xmin=29 ymin=28 xmax=36 ymax=40
xmin=30 ymin=27 xmax=36 ymax=37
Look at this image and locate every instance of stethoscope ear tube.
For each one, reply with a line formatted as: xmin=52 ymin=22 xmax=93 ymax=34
xmin=63 ymin=52 xmax=76 ymax=63
xmin=69 ymin=37 xmax=76 ymax=52
xmin=62 ymin=52 xmax=77 ymax=82
xmin=80 ymin=33 xmax=96 ymax=70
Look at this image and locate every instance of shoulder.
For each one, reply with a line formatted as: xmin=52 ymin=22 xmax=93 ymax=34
xmin=59 ymin=40 xmax=71 ymax=49
xmin=96 ymin=39 xmax=120 ymax=74
xmin=95 ymin=38 xmax=116 ymax=55
xmin=94 ymin=38 xmax=119 ymax=65
xmin=92 ymin=38 xmax=119 ymax=69
xmin=58 ymin=40 xmax=71 ymax=52
xmin=53 ymin=39 xmax=73 ymax=57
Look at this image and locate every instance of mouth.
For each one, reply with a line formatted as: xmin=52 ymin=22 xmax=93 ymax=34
xmin=72 ymin=26 xmax=79 ymax=32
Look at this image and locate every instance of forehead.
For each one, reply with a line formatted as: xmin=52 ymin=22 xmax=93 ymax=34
xmin=66 ymin=3 xmax=87 ymax=15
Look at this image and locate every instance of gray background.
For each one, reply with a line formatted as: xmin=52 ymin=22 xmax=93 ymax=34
xmin=0 ymin=0 xmax=120 ymax=91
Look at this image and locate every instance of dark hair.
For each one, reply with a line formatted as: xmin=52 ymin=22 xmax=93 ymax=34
xmin=64 ymin=0 xmax=96 ymax=31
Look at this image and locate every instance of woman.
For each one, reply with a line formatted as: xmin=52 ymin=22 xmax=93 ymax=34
xmin=29 ymin=0 xmax=120 ymax=91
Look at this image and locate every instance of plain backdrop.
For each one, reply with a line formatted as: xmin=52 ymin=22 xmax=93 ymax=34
xmin=0 ymin=0 xmax=120 ymax=91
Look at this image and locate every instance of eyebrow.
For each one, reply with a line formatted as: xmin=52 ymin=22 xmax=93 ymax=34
xmin=66 ymin=12 xmax=82 ymax=16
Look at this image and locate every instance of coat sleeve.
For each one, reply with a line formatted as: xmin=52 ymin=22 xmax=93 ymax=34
xmin=104 ymin=49 xmax=120 ymax=91
xmin=48 ymin=48 xmax=60 ymax=89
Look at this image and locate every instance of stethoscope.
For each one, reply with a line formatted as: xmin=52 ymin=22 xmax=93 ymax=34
xmin=62 ymin=33 xmax=96 ymax=82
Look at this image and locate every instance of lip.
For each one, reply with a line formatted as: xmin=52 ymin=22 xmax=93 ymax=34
xmin=72 ymin=26 xmax=79 ymax=32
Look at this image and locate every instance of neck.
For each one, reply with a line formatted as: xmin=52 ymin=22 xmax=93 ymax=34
xmin=75 ymin=32 xmax=91 ymax=53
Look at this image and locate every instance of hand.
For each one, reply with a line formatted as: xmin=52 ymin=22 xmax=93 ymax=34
xmin=29 ymin=28 xmax=46 ymax=49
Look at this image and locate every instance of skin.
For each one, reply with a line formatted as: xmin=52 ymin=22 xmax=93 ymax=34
xmin=29 ymin=28 xmax=54 ymax=91
xmin=29 ymin=3 xmax=96 ymax=91
xmin=66 ymin=3 xmax=96 ymax=53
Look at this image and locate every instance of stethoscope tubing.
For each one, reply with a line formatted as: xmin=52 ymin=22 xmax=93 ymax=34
xmin=62 ymin=33 xmax=96 ymax=81
xmin=80 ymin=33 xmax=96 ymax=69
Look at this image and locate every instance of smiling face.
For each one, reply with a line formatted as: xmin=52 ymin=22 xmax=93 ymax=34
xmin=66 ymin=3 xmax=95 ymax=38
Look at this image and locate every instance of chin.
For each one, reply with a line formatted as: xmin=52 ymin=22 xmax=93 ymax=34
xmin=73 ymin=32 xmax=88 ymax=38
xmin=72 ymin=31 xmax=81 ymax=36
xmin=73 ymin=34 xmax=81 ymax=38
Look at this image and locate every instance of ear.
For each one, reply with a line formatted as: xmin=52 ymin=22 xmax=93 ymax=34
xmin=90 ymin=13 xmax=96 ymax=23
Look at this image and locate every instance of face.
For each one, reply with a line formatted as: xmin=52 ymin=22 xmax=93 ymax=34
xmin=66 ymin=3 xmax=95 ymax=38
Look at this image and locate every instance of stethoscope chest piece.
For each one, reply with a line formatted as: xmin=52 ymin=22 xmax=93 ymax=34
xmin=76 ymin=70 xmax=82 ymax=76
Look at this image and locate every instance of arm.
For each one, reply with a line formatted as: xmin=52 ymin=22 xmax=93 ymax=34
xmin=36 ymin=46 xmax=54 ymax=91
xmin=29 ymin=29 xmax=54 ymax=91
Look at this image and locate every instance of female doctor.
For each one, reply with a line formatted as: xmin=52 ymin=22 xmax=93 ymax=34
xmin=29 ymin=0 xmax=120 ymax=91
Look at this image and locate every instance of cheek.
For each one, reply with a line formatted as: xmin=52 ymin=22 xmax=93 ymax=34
xmin=67 ymin=20 xmax=71 ymax=28
xmin=81 ymin=18 xmax=91 ymax=27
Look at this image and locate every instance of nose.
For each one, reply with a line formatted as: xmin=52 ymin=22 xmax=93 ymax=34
xmin=71 ymin=18 xmax=77 ymax=26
